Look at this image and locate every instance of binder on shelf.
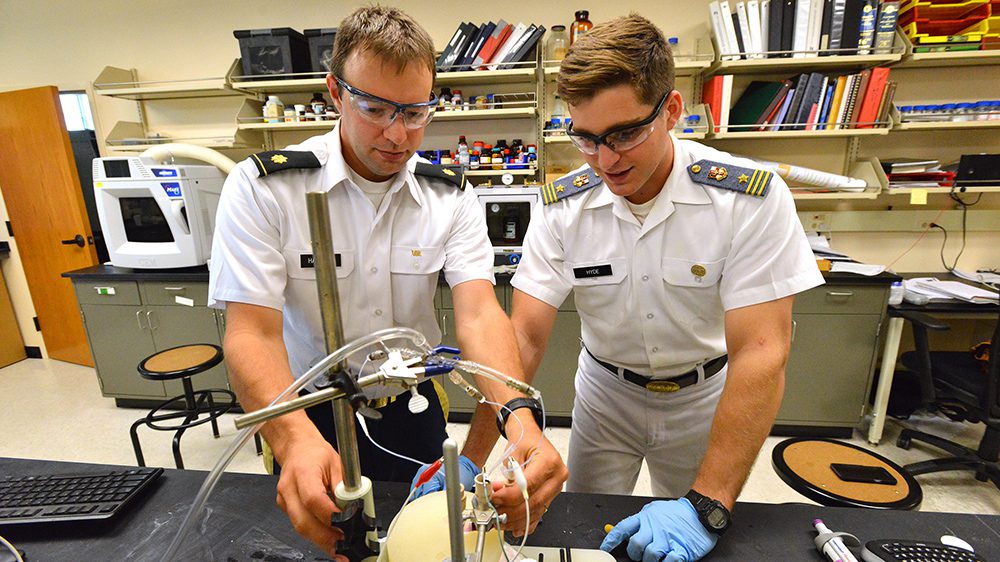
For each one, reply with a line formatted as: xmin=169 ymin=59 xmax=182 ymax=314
xmin=720 ymin=0 xmax=743 ymax=58
xmin=848 ymin=67 xmax=872 ymax=126
xmin=730 ymin=80 xmax=789 ymax=127
xmin=760 ymin=0 xmax=771 ymax=53
xmin=839 ymin=0 xmax=867 ymax=54
xmin=747 ymin=0 xmax=766 ymax=58
xmin=702 ymin=74 xmax=734 ymax=132
xmin=767 ymin=0 xmax=785 ymax=57
xmin=783 ymin=73 xmax=810 ymax=129
xmin=819 ymin=0 xmax=834 ymax=54
xmin=793 ymin=72 xmax=825 ymax=129
xmin=792 ymin=0 xmax=812 ymax=57
xmin=781 ymin=0 xmax=797 ymax=56
xmin=805 ymin=0 xmax=826 ymax=55
xmin=501 ymin=25 xmax=545 ymax=69
xmin=828 ymin=0 xmax=848 ymax=54
xmin=710 ymin=1 xmax=736 ymax=60
xmin=458 ymin=22 xmax=494 ymax=71
xmin=489 ymin=22 xmax=527 ymax=69
xmin=473 ymin=20 xmax=512 ymax=70
xmin=732 ymin=11 xmax=748 ymax=55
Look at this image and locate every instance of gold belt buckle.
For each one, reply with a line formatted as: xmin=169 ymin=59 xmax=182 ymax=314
xmin=645 ymin=380 xmax=681 ymax=393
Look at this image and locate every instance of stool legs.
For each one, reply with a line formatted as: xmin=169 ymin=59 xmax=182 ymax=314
xmin=130 ymin=418 xmax=147 ymax=467
xmin=207 ymin=392 xmax=221 ymax=438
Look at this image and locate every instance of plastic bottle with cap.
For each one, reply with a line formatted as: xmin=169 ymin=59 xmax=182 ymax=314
xmin=263 ymin=95 xmax=285 ymax=124
xmin=888 ymin=281 xmax=904 ymax=306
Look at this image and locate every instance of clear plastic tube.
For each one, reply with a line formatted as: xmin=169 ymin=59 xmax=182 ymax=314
xmin=160 ymin=327 xmax=430 ymax=562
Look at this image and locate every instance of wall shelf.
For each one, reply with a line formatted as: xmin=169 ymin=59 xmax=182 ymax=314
xmin=433 ymin=107 xmax=536 ymax=121
xmin=897 ymin=43 xmax=1000 ymax=69
xmin=789 ymin=158 xmax=884 ymax=200
xmin=709 ymin=52 xmax=902 ymax=75
xmin=94 ymin=62 xmax=247 ymax=100
xmin=103 ymin=121 xmax=262 ymax=152
xmin=542 ymin=55 xmax=712 ymax=78
xmin=436 ymin=65 xmax=536 ymax=85
xmin=466 ymin=168 xmax=537 ymax=176
xmin=883 ymin=185 xmax=1000 ymax=195
xmin=711 ymin=127 xmax=890 ymax=139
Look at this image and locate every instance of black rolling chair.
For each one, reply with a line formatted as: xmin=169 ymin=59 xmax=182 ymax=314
xmin=894 ymin=308 xmax=1000 ymax=489
xmin=129 ymin=344 xmax=261 ymax=469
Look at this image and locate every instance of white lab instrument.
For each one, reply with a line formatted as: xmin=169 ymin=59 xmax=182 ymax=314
xmin=94 ymin=156 xmax=225 ymax=269
xmin=475 ymin=186 xmax=540 ymax=267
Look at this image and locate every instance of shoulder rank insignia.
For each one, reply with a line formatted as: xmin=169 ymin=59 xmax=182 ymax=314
xmin=687 ymin=159 xmax=772 ymax=197
xmin=415 ymin=162 xmax=466 ymax=190
xmin=250 ymin=150 xmax=321 ymax=177
xmin=540 ymin=166 xmax=602 ymax=205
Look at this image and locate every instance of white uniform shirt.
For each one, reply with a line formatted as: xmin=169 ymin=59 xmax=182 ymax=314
xmin=208 ymin=128 xmax=494 ymax=386
xmin=512 ymin=136 xmax=824 ymax=378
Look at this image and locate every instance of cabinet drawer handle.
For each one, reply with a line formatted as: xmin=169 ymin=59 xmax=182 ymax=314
xmin=163 ymin=287 xmax=186 ymax=292
xmin=146 ymin=310 xmax=158 ymax=331
xmin=441 ymin=314 xmax=448 ymax=337
xmin=827 ymin=291 xmax=854 ymax=298
xmin=791 ymin=319 xmax=797 ymax=342
xmin=136 ymin=310 xmax=146 ymax=330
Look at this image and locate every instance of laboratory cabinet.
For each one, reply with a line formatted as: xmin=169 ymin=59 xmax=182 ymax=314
xmin=775 ymin=276 xmax=895 ymax=436
xmin=65 ymin=267 xmax=229 ymax=406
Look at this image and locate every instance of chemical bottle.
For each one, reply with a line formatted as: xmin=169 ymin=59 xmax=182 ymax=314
xmin=570 ymin=10 xmax=593 ymax=45
xmin=457 ymin=136 xmax=470 ymax=167
xmin=309 ymin=93 xmax=327 ymax=119
xmin=263 ymin=95 xmax=285 ymax=123
xmin=547 ymin=25 xmax=569 ymax=61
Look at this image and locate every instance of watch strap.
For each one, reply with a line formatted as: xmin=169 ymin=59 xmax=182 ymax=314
xmin=496 ymin=397 xmax=543 ymax=439
xmin=684 ymin=489 xmax=731 ymax=535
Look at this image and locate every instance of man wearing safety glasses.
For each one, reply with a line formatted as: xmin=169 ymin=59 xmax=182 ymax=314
xmin=510 ymin=14 xmax=823 ymax=562
xmin=209 ymin=6 xmax=565 ymax=559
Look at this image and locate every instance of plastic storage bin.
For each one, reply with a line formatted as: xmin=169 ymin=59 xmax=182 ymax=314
xmin=303 ymin=28 xmax=337 ymax=74
xmin=233 ymin=28 xmax=311 ymax=79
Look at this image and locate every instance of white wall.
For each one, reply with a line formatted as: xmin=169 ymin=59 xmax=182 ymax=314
xmin=0 ymin=1 xmax=996 ymax=344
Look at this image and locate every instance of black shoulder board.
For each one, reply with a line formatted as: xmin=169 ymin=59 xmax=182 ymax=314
xmin=687 ymin=159 xmax=773 ymax=198
xmin=414 ymin=162 xmax=466 ymax=190
xmin=250 ymin=150 xmax=322 ymax=177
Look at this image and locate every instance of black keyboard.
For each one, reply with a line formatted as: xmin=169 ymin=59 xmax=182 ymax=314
xmin=0 ymin=467 xmax=162 ymax=525
xmin=862 ymin=539 xmax=984 ymax=562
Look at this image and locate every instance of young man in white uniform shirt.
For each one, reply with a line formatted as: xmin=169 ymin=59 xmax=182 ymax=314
xmin=209 ymin=7 xmax=565 ymax=559
xmin=510 ymin=15 xmax=824 ymax=562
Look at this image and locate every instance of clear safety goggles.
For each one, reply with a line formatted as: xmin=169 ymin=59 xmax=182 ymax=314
xmin=566 ymin=93 xmax=668 ymax=155
xmin=334 ymin=76 xmax=437 ymax=129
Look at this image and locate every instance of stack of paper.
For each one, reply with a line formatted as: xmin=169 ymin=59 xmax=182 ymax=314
xmin=905 ymin=277 xmax=999 ymax=304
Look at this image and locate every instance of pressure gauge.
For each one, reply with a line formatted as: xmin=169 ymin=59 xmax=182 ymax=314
xmin=501 ymin=172 xmax=514 ymax=186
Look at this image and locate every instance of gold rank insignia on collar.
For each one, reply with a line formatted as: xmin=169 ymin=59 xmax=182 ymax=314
xmin=414 ymin=162 xmax=466 ymax=190
xmin=541 ymin=166 xmax=602 ymax=205
xmin=250 ymin=150 xmax=322 ymax=177
xmin=687 ymin=159 xmax=773 ymax=197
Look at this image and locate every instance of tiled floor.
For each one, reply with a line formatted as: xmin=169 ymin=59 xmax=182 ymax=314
xmin=1 ymin=358 xmax=998 ymax=516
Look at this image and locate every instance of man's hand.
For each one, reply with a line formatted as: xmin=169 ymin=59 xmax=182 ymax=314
xmin=273 ymin=436 xmax=349 ymax=562
xmin=489 ymin=432 xmax=567 ymax=537
xmin=409 ymin=455 xmax=480 ymax=499
xmin=601 ymin=499 xmax=718 ymax=562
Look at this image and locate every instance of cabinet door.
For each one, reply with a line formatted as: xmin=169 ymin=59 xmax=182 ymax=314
xmin=778 ymin=313 xmax=882 ymax=426
xmin=146 ymin=305 xmax=231 ymax=395
xmin=531 ymin=310 xmax=582 ymax=418
xmin=80 ymin=304 xmax=164 ymax=398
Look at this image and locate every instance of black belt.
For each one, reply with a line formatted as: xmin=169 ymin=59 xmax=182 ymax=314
xmin=586 ymin=348 xmax=728 ymax=393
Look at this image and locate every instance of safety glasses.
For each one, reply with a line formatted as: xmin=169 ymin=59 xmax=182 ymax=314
xmin=334 ymin=76 xmax=437 ymax=129
xmin=566 ymin=93 xmax=668 ymax=155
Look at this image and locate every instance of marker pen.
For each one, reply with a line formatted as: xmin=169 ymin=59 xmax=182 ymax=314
xmin=814 ymin=519 xmax=859 ymax=562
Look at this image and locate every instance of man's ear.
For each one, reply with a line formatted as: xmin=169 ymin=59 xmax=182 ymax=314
xmin=663 ymin=89 xmax=685 ymax=130
xmin=327 ymin=74 xmax=343 ymax=113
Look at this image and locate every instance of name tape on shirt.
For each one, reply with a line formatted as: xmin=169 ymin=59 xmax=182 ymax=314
xmin=300 ymin=254 xmax=342 ymax=268
xmin=573 ymin=264 xmax=613 ymax=279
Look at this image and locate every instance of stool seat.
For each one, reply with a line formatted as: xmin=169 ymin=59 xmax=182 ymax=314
xmin=771 ymin=437 xmax=922 ymax=510
xmin=139 ymin=344 xmax=223 ymax=381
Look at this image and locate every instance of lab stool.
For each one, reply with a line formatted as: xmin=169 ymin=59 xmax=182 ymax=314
xmin=129 ymin=344 xmax=261 ymax=469
xmin=771 ymin=437 xmax=922 ymax=510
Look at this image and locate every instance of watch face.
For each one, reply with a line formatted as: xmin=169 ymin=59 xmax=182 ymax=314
xmin=706 ymin=507 xmax=728 ymax=529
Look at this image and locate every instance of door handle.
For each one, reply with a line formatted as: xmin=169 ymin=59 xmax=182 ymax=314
xmin=136 ymin=309 xmax=147 ymax=330
xmin=61 ymin=234 xmax=86 ymax=247
xmin=146 ymin=310 xmax=158 ymax=331
xmin=791 ymin=319 xmax=797 ymax=342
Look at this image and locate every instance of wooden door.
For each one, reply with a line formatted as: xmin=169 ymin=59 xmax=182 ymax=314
xmin=0 ymin=86 xmax=98 ymax=365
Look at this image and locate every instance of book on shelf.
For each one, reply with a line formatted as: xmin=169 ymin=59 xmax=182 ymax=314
xmin=702 ymin=74 xmax=735 ymax=132
xmin=873 ymin=1 xmax=900 ymax=54
xmin=729 ymin=80 xmax=791 ymax=128
xmin=856 ymin=0 xmax=878 ymax=55
xmin=760 ymin=0 xmax=772 ymax=53
xmin=792 ymin=0 xmax=812 ymax=57
xmin=856 ymin=66 xmax=889 ymax=128
xmin=817 ymin=82 xmax=835 ymax=128
xmin=827 ymin=0 xmax=848 ymax=54
xmin=880 ymin=159 xmax=941 ymax=174
xmin=736 ymin=2 xmax=756 ymax=57
xmin=887 ymin=171 xmax=955 ymax=188
xmin=770 ymin=87 xmax=796 ymax=130
xmin=839 ymin=0 xmax=867 ymax=54
xmin=747 ymin=0 xmax=766 ymax=58
xmin=710 ymin=1 xmax=737 ymax=59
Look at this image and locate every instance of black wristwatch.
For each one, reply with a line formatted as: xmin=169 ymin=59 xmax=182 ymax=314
xmin=684 ymin=489 xmax=732 ymax=536
xmin=496 ymin=397 xmax=544 ymax=439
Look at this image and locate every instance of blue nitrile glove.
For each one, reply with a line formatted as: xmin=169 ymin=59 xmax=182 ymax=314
xmin=409 ymin=454 xmax=480 ymax=500
xmin=601 ymin=498 xmax=718 ymax=562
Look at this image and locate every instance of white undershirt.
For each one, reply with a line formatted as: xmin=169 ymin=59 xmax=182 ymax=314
xmin=624 ymin=195 xmax=658 ymax=225
xmin=346 ymin=166 xmax=394 ymax=210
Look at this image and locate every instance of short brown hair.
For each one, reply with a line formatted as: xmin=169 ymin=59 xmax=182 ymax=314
xmin=330 ymin=5 xmax=436 ymax=80
xmin=557 ymin=14 xmax=674 ymax=107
